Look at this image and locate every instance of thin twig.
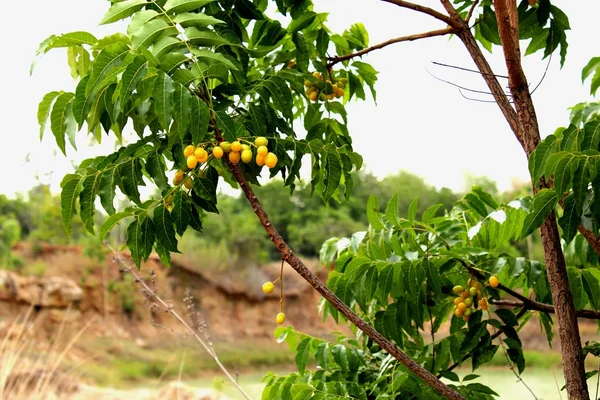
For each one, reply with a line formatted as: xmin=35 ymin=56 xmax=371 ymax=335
xmin=465 ymin=0 xmax=480 ymax=23
xmin=431 ymin=61 xmax=509 ymax=79
xmin=596 ymin=359 xmax=600 ymax=400
xmin=382 ymin=0 xmax=453 ymax=24
xmin=426 ymin=68 xmax=512 ymax=96
xmin=107 ymin=244 xmax=251 ymax=400
xmin=327 ymin=28 xmax=452 ymax=68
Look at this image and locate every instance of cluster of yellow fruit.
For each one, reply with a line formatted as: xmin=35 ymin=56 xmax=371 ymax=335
xmin=452 ymin=276 xmax=499 ymax=321
xmin=183 ymin=137 xmax=278 ymax=170
xmin=304 ymin=72 xmax=347 ymax=102
xmin=262 ymin=281 xmax=285 ymax=324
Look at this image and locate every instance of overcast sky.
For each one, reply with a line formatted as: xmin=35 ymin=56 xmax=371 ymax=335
xmin=1 ymin=0 xmax=598 ymax=200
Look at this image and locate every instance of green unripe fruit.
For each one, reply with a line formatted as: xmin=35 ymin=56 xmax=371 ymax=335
xmin=464 ymin=308 xmax=472 ymax=317
xmin=464 ymin=298 xmax=473 ymax=307
xmin=452 ymin=285 xmax=464 ymax=295
xmin=469 ymin=287 xmax=478 ymax=297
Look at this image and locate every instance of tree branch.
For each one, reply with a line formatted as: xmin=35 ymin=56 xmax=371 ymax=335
xmin=382 ymin=0 xmax=453 ymax=25
xmin=466 ymin=0 xmax=480 ymax=23
xmin=490 ymin=299 xmax=600 ymax=320
xmin=327 ymin=28 xmax=453 ymax=68
xmin=578 ymin=225 xmax=600 ymax=256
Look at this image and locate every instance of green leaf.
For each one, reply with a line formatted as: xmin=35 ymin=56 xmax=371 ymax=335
xmin=190 ymin=96 xmax=209 ymax=144
xmin=119 ymin=55 xmax=148 ymax=111
xmin=384 ymin=193 xmax=399 ymax=227
xmin=528 ymin=135 xmax=556 ymax=183
xmin=295 ymin=337 xmax=312 ymax=375
xmin=191 ymin=49 xmax=239 ymax=71
xmin=117 ymin=158 xmax=142 ymax=204
xmin=582 ymin=269 xmax=600 ymax=310
xmin=408 ymin=197 xmax=418 ymax=223
xmin=38 ymin=91 xmax=60 ymax=140
xmin=184 ymin=27 xmax=231 ymax=47
xmin=567 ymin=267 xmax=585 ymax=310
xmin=99 ymin=169 xmax=116 ymax=214
xmin=322 ymin=148 xmax=342 ymax=202
xmin=164 ymin=0 xmax=215 ymax=13
xmin=127 ymin=216 xmax=156 ymax=268
xmin=127 ymin=10 xmax=159 ymax=36
xmin=173 ymin=12 xmax=224 ymax=28
xmin=100 ymin=0 xmax=147 ymax=25
xmin=60 ymin=174 xmax=82 ymax=236
xmin=558 ymin=195 xmax=580 ymax=244
xmin=86 ymin=42 xmax=130 ymax=96
xmin=50 ymin=92 xmax=76 ymax=155
xmin=153 ymin=72 xmax=175 ymax=131
xmin=153 ymin=205 xmax=179 ymax=252
xmin=422 ymin=203 xmax=443 ymax=224
xmin=146 ymin=151 xmax=168 ymax=190
xmin=79 ymin=173 xmax=102 ymax=234
xmin=366 ymin=195 xmax=384 ymax=230
xmin=132 ymin=19 xmax=177 ymax=50
xmin=173 ymin=83 xmax=192 ymax=138
xmin=521 ymin=189 xmax=558 ymax=238
xmin=172 ymin=189 xmax=191 ymax=236
xmin=288 ymin=12 xmax=316 ymax=33
xmin=99 ymin=211 xmax=132 ymax=244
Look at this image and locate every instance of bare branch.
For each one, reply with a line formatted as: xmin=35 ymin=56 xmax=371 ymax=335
xmin=327 ymin=28 xmax=452 ymax=68
xmin=578 ymin=225 xmax=600 ymax=256
xmin=431 ymin=61 xmax=509 ymax=79
xmin=426 ymin=68 xmax=512 ymax=96
xmin=490 ymin=299 xmax=600 ymax=320
xmin=382 ymin=0 xmax=453 ymax=25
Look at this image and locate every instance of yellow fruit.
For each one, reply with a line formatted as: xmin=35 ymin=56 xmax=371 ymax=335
xmin=304 ymin=79 xmax=312 ymax=87
xmin=276 ymin=312 xmax=286 ymax=324
xmin=241 ymin=143 xmax=250 ymax=151
xmin=229 ymin=151 xmax=241 ymax=164
xmin=454 ymin=308 xmax=464 ymax=317
xmin=184 ymin=145 xmax=195 ymax=157
xmin=194 ymin=147 xmax=206 ymax=158
xmin=312 ymin=71 xmax=321 ymax=79
xmin=335 ymin=87 xmax=344 ymax=98
xmin=457 ymin=302 xmax=467 ymax=312
xmin=212 ymin=146 xmax=224 ymax=159
xmin=327 ymin=93 xmax=335 ymax=100
xmin=187 ymin=155 xmax=198 ymax=169
xmin=219 ymin=141 xmax=232 ymax=153
xmin=230 ymin=141 xmax=242 ymax=152
xmin=478 ymin=299 xmax=487 ymax=308
xmin=489 ymin=276 xmax=499 ymax=288
xmin=254 ymin=136 xmax=268 ymax=147
xmin=453 ymin=297 xmax=462 ymax=305
xmin=265 ymin=152 xmax=278 ymax=169
xmin=309 ymin=91 xmax=318 ymax=102
xmin=184 ymin=179 xmax=193 ymax=189
xmin=165 ymin=194 xmax=173 ymax=205
xmin=460 ymin=291 xmax=469 ymax=299
xmin=257 ymin=146 xmax=268 ymax=157
xmin=241 ymin=149 xmax=253 ymax=163
xmin=256 ymin=154 xmax=265 ymax=167
xmin=173 ymin=170 xmax=184 ymax=185
xmin=262 ymin=281 xmax=275 ymax=294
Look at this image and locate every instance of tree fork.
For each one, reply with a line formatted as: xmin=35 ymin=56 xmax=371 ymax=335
xmin=221 ymin=159 xmax=464 ymax=400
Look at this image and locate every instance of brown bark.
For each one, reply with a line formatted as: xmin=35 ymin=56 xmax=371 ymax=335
xmin=492 ymin=1 xmax=588 ymax=397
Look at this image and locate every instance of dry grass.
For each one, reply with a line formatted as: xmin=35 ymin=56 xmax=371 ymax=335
xmin=0 ymin=307 xmax=92 ymax=399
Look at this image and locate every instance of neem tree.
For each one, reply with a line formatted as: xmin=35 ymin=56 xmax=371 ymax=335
xmin=37 ymin=0 xmax=600 ymax=398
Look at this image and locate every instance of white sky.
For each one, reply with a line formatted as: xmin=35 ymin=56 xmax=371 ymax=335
xmin=1 ymin=0 xmax=598 ymax=200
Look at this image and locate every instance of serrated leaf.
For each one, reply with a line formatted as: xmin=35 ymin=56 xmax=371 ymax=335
xmin=132 ymin=19 xmax=177 ymax=50
xmin=50 ymin=92 xmax=75 ymax=155
xmin=127 ymin=10 xmax=159 ymax=36
xmin=153 ymin=72 xmax=175 ymax=131
xmin=79 ymin=173 xmax=102 ymax=234
xmin=99 ymin=169 xmax=116 ymax=214
xmin=86 ymin=42 xmax=130 ymax=96
xmin=38 ymin=91 xmax=60 ymax=140
xmin=117 ymin=158 xmax=142 ymax=204
xmin=385 ymin=193 xmax=399 ymax=227
xmin=366 ymin=195 xmax=384 ymax=230
xmin=164 ymin=0 xmax=215 ymax=13
xmin=172 ymin=190 xmax=191 ymax=236
xmin=190 ymin=96 xmax=209 ymax=144
xmin=322 ymin=148 xmax=341 ymax=202
xmin=558 ymin=195 xmax=580 ymax=244
xmin=173 ymin=12 xmax=224 ymax=28
xmin=119 ymin=55 xmax=148 ymax=111
xmin=99 ymin=211 xmax=132 ymax=244
xmin=191 ymin=49 xmax=239 ymax=71
xmin=154 ymin=239 xmax=171 ymax=267
xmin=146 ymin=151 xmax=168 ymax=190
xmin=529 ymin=135 xmax=556 ymax=183
xmin=173 ymin=83 xmax=192 ymax=138
xmin=582 ymin=269 xmax=600 ymax=310
xmin=127 ymin=216 xmax=156 ymax=268
xmin=60 ymin=174 xmax=82 ymax=236
xmin=184 ymin=27 xmax=231 ymax=47
xmin=295 ymin=337 xmax=312 ymax=375
xmin=521 ymin=189 xmax=558 ymax=238
xmin=100 ymin=0 xmax=147 ymax=25
xmin=288 ymin=11 xmax=316 ymax=32
xmin=153 ymin=205 xmax=179 ymax=252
